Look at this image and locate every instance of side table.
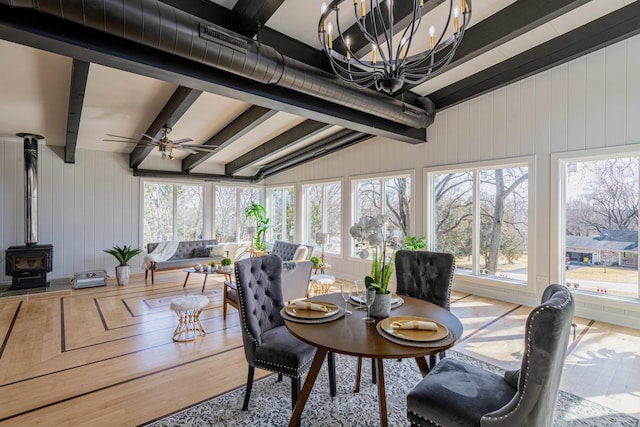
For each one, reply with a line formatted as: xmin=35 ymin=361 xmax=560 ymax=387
xmin=312 ymin=263 xmax=331 ymax=275
xmin=183 ymin=268 xmax=233 ymax=293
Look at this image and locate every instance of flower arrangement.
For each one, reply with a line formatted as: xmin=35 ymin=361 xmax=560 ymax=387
xmin=350 ymin=214 xmax=396 ymax=294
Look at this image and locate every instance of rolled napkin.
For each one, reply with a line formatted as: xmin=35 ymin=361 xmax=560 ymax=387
xmin=391 ymin=320 xmax=438 ymax=330
xmin=294 ymin=300 xmax=329 ymax=312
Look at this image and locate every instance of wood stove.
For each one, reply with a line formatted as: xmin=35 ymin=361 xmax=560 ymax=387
xmin=5 ymin=244 xmax=53 ymax=289
xmin=3 ymin=133 xmax=53 ymax=290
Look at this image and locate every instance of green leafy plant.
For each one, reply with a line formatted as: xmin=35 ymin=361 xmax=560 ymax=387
xmin=103 ymin=245 xmax=142 ymax=266
xmin=350 ymin=214 xmax=396 ymax=294
xmin=245 ymin=202 xmax=270 ymax=251
xmin=310 ymin=256 xmax=321 ymax=267
xmin=209 ymin=260 xmax=217 ymax=267
xmin=404 ymin=235 xmax=426 ymax=250
xmin=221 ymin=257 xmax=233 ymax=266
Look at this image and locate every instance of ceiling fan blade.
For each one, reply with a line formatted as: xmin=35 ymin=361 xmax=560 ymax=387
xmin=141 ymin=133 xmax=159 ymax=142
xmin=105 ymin=134 xmax=140 ymax=141
xmin=172 ymin=138 xmax=193 ymax=144
xmin=181 ymin=145 xmax=219 ymax=152
xmin=103 ymin=139 xmax=145 ymax=144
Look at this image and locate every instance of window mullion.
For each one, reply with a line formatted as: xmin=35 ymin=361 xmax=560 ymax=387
xmin=472 ymin=171 xmax=480 ymax=274
xmin=172 ymin=184 xmax=178 ymax=241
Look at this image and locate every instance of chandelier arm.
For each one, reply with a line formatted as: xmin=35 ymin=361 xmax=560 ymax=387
xmin=335 ymin=10 xmax=378 ymax=72
xmin=396 ymin=1 xmax=422 ymax=69
xmin=372 ymin=0 xmax=392 ymax=63
xmin=318 ymin=0 xmax=472 ymax=94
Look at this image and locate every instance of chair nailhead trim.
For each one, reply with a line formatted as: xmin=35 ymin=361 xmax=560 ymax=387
xmin=482 ymin=290 xmax=572 ymax=422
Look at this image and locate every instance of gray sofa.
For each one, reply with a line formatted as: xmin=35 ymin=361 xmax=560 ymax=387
xmin=145 ymin=239 xmax=218 ymax=284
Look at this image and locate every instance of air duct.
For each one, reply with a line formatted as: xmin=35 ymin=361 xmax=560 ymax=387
xmin=2 ymin=0 xmax=435 ymax=130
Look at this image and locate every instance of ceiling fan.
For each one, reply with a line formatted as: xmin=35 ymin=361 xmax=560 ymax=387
xmin=104 ymin=126 xmax=217 ymax=160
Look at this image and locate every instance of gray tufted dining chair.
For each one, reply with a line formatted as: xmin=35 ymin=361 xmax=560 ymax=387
xmin=407 ymin=284 xmax=575 ymax=427
xmin=395 ymin=250 xmax=456 ymax=367
xmin=355 ymin=250 xmax=455 ymax=391
xmin=234 ymin=254 xmax=335 ymax=413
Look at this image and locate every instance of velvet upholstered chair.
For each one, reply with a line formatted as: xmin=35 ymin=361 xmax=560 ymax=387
xmin=355 ymin=250 xmax=455 ymax=390
xmin=395 ymin=250 xmax=456 ymax=366
xmin=234 ymin=254 xmax=335 ymax=412
xmin=407 ymin=284 xmax=575 ymax=427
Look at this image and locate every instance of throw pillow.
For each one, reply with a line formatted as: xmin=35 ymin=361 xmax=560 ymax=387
xmin=292 ymin=246 xmax=308 ymax=261
xmin=210 ymin=245 xmax=227 ymax=257
xmin=193 ymin=247 xmax=210 ymax=257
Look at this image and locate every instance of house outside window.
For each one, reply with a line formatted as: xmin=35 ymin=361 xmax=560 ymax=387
xmin=556 ymin=152 xmax=639 ymax=300
xmin=302 ymin=181 xmax=342 ymax=254
xmin=352 ymin=173 xmax=412 ymax=257
xmin=426 ymin=159 xmax=531 ymax=285
xmin=142 ymin=182 xmax=204 ymax=247
xmin=267 ymin=186 xmax=295 ymax=243
xmin=214 ymin=185 xmax=262 ymax=243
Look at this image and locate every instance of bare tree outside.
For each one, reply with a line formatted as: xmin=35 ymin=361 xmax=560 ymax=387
xmin=354 ymin=176 xmax=411 ymax=255
xmin=433 ymin=167 xmax=528 ymax=279
xmin=564 ymin=157 xmax=639 ymax=299
xmin=304 ymin=182 xmax=342 ymax=253
xmin=143 ymin=183 xmax=204 ymax=247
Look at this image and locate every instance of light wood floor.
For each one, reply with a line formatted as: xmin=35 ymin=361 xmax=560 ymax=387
xmin=0 ymin=271 xmax=638 ymax=426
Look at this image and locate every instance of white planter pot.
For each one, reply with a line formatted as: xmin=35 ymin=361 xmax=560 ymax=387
xmin=115 ymin=265 xmax=130 ymax=285
xmin=369 ymin=291 xmax=392 ymax=318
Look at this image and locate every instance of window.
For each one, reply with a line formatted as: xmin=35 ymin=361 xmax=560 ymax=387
xmin=142 ymin=182 xmax=204 ymax=247
xmin=303 ymin=181 xmax=342 ymax=254
xmin=267 ymin=186 xmax=295 ymax=242
xmin=558 ymin=153 xmax=639 ymax=300
xmin=352 ymin=174 xmax=411 ymax=256
xmin=427 ymin=160 xmax=530 ymax=284
xmin=214 ymin=185 xmax=262 ymax=242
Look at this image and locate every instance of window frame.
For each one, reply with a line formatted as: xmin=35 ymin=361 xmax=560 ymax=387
xmin=349 ymin=169 xmax=415 ymax=261
xmin=266 ymin=185 xmax=296 ymax=243
xmin=212 ymin=183 xmax=264 ymax=243
xmin=301 ymin=178 xmax=343 ymax=256
xmin=424 ymin=156 xmax=536 ymax=292
xmin=551 ymin=146 xmax=640 ymax=308
xmin=140 ymin=179 xmax=206 ymax=248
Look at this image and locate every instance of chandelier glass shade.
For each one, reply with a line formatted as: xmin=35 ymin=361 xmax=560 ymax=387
xmin=318 ymin=0 xmax=472 ymax=94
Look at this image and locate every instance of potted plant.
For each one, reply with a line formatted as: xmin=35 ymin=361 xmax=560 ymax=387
xmin=404 ymin=235 xmax=426 ymax=250
xmin=350 ymin=214 xmax=397 ymax=317
xmin=310 ymin=256 xmax=321 ymax=267
xmin=220 ymin=257 xmax=233 ymax=273
xmin=245 ymin=202 xmax=270 ymax=251
xmin=103 ymin=244 xmax=142 ymax=285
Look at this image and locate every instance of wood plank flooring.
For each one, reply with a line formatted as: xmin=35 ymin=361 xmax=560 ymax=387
xmin=0 ymin=271 xmax=638 ymax=426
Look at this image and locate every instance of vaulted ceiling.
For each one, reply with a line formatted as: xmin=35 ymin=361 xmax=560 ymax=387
xmin=0 ymin=0 xmax=638 ymax=182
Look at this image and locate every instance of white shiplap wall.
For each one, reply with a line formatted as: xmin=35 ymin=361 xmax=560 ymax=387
xmin=0 ymin=142 xmax=140 ymax=280
xmin=267 ymin=34 xmax=640 ymax=328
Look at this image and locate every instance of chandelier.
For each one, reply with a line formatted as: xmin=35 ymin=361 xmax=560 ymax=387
xmin=318 ymin=0 xmax=472 ymax=94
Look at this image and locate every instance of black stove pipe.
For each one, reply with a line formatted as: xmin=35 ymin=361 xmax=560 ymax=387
xmin=16 ymin=133 xmax=44 ymax=246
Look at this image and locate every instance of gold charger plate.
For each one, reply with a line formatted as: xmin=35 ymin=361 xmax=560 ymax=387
xmin=284 ymin=301 xmax=340 ymax=319
xmin=379 ymin=316 xmax=449 ymax=342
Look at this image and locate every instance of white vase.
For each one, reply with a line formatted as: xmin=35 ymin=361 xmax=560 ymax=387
xmin=115 ymin=265 xmax=130 ymax=285
xmin=369 ymin=291 xmax=392 ymax=318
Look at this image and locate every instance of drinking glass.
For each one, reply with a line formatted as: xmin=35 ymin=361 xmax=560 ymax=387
xmin=340 ymin=283 xmax=353 ymax=315
xmin=353 ymin=280 xmax=365 ymax=310
xmin=362 ymin=288 xmax=376 ymax=323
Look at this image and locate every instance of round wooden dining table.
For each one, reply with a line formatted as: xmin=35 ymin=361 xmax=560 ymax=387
xmin=285 ymin=292 xmax=463 ymax=427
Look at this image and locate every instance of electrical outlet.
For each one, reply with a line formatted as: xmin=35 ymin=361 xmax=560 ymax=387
xmin=536 ymin=276 xmax=548 ymax=282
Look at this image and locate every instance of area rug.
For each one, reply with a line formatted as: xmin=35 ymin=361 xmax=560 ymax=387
xmin=144 ymin=351 xmax=639 ymax=427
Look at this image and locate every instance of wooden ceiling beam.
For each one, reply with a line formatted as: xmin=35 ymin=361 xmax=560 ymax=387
xmin=232 ymin=0 xmax=285 ymax=38
xmin=397 ymin=0 xmax=590 ymax=95
xmin=64 ymin=59 xmax=89 ymax=164
xmin=0 ymin=6 xmax=427 ymax=144
xmin=225 ymin=120 xmax=333 ymax=175
xmin=429 ymin=1 xmax=640 ymax=110
xmin=129 ymin=86 xmax=203 ymax=169
xmin=182 ymin=106 xmax=278 ymax=172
